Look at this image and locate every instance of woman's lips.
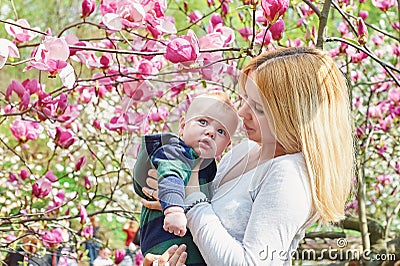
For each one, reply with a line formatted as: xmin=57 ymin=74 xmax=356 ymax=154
xmin=243 ymin=123 xmax=253 ymax=132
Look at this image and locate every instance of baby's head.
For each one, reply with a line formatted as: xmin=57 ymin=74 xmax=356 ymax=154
xmin=179 ymin=91 xmax=238 ymax=158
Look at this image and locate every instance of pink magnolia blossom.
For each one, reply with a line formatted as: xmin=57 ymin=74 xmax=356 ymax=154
xmin=10 ymin=119 xmax=43 ymax=142
xmin=6 ymin=234 xmax=17 ymax=243
xmin=6 ymin=80 xmax=26 ymax=101
xmin=27 ymin=36 xmax=75 ymax=88
xmin=45 ymin=170 xmax=58 ymax=182
xmin=392 ymin=45 xmax=400 ymax=57
xmin=138 ymin=59 xmax=158 ymax=77
xmin=371 ymin=0 xmax=397 ymax=11
xmin=46 ymin=190 xmax=66 ymax=215
xmin=389 ymin=88 xmax=400 ymax=103
xmin=78 ymin=205 xmax=88 ymax=224
xmin=134 ymin=250 xmax=144 ymax=266
xmin=101 ymin=0 xmax=146 ymax=31
xmin=42 ymin=228 xmax=63 ymax=248
xmin=114 ymin=249 xmax=126 ymax=265
xmin=84 ymin=176 xmax=92 ymax=190
xmin=286 ymin=38 xmax=304 ymax=47
xmin=32 ymin=177 xmax=52 ymax=198
xmin=54 ymin=126 xmax=76 ymax=149
xmin=359 ymin=10 xmax=369 ymax=20
xmin=19 ymin=169 xmax=30 ymax=180
xmin=82 ymin=225 xmax=93 ymax=239
xmin=164 ymin=30 xmax=199 ymax=64
xmin=269 ymin=18 xmax=285 ymax=40
xmin=255 ymin=28 xmax=272 ymax=46
xmin=8 ymin=173 xmax=17 ymax=183
xmin=82 ymin=0 xmax=96 ymax=19
xmin=337 ymin=22 xmax=349 ymax=35
xmin=261 ymin=0 xmax=289 ymax=23
xmin=35 ymin=91 xmax=58 ymax=121
xmin=58 ymin=104 xmax=80 ymax=125
xmin=198 ymin=33 xmax=224 ymax=50
xmin=188 ymin=10 xmax=202 ymax=23
xmin=379 ymin=115 xmax=393 ymax=131
xmin=207 ymin=13 xmax=223 ymax=33
xmin=212 ymin=24 xmax=235 ymax=46
xmin=238 ymin=27 xmax=252 ymax=40
xmin=376 ymin=174 xmax=393 ymax=186
xmin=75 ymin=156 xmax=87 ymax=172
xmin=395 ymin=161 xmax=400 ymax=175
xmin=0 ymin=38 xmax=20 ymax=69
xmin=198 ymin=53 xmax=224 ymax=81
xmin=357 ymin=18 xmax=368 ymax=45
xmin=393 ymin=22 xmax=400 ymax=31
xmin=123 ymin=80 xmax=157 ymax=102
xmin=4 ymin=19 xmax=39 ymax=43
xmin=93 ymin=119 xmax=101 ymax=130
xmin=148 ymin=106 xmax=169 ymax=122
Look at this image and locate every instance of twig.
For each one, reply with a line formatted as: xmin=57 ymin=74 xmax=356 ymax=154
xmin=303 ymin=0 xmax=322 ymax=17
xmin=0 ymin=19 xmax=48 ymax=36
xmin=326 ymin=37 xmax=400 ymax=87
xmin=316 ymin=0 xmax=332 ymax=49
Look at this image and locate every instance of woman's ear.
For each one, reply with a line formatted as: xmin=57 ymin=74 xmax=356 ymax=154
xmin=178 ymin=117 xmax=185 ymax=137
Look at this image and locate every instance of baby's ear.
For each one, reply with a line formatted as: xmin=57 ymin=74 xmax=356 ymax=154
xmin=178 ymin=117 xmax=185 ymax=137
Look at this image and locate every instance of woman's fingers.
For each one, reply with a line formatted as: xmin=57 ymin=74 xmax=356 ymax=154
xmin=142 ymin=253 xmax=161 ymax=266
xmin=147 ymin=169 xmax=158 ymax=182
xmin=157 ymin=244 xmax=187 ymax=266
xmin=141 ymin=199 xmax=162 ymax=211
xmin=141 ymin=244 xmax=187 ymax=266
xmin=167 ymin=244 xmax=187 ymax=266
xmin=142 ymin=186 xmax=159 ymax=200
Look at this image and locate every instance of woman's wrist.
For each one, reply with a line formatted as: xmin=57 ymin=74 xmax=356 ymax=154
xmin=184 ymin=198 xmax=210 ymax=214
xmin=184 ymin=191 xmax=209 ymax=213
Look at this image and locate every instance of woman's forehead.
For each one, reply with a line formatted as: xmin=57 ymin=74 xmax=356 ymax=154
xmin=240 ymin=74 xmax=263 ymax=104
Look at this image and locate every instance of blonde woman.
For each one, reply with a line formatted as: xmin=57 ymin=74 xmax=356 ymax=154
xmin=142 ymin=46 xmax=354 ymax=266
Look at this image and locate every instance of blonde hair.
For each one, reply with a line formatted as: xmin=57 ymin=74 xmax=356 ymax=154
xmin=239 ymin=47 xmax=354 ymax=223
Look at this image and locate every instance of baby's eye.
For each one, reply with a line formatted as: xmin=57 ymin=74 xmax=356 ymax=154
xmin=217 ymin=129 xmax=226 ymax=135
xmin=199 ymin=119 xmax=207 ymax=125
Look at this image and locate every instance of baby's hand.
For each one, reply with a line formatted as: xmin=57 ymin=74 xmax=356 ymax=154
xmin=163 ymin=206 xmax=187 ymax=237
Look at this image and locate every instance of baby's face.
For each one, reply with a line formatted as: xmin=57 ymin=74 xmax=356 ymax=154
xmin=180 ymin=116 xmax=231 ymax=158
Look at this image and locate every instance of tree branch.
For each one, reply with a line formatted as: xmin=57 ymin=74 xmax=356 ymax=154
xmin=316 ymin=0 xmax=332 ymax=49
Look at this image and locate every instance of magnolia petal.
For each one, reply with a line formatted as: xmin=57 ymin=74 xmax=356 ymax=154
xmin=59 ymin=63 xmax=76 ymax=89
xmin=0 ymin=38 xmax=20 ymax=69
xmin=156 ymin=20 xmax=177 ymax=34
xmin=102 ymin=13 xmax=123 ymax=31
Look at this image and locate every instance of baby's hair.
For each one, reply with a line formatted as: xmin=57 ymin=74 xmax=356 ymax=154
xmin=199 ymin=90 xmax=234 ymax=108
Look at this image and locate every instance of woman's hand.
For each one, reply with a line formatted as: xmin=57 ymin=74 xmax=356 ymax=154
xmin=143 ymin=244 xmax=187 ymax=266
xmin=142 ymin=169 xmax=162 ymax=211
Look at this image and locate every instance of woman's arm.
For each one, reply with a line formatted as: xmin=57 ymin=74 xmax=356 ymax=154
xmin=186 ymin=159 xmax=313 ymax=265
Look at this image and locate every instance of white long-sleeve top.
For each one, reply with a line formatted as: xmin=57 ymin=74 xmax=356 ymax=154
xmin=185 ymin=139 xmax=318 ymax=265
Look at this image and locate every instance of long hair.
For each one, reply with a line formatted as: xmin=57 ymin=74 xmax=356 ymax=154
xmin=239 ymin=47 xmax=355 ymax=223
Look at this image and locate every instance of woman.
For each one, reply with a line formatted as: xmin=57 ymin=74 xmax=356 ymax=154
xmin=142 ymin=47 xmax=354 ymax=265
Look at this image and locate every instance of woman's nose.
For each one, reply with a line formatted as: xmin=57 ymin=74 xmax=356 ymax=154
xmin=238 ymin=101 xmax=251 ymax=119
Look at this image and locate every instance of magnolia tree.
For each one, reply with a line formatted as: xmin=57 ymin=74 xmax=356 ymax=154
xmin=0 ymin=0 xmax=399 ymax=263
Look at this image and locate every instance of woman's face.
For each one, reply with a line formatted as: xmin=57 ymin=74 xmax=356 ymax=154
xmin=237 ymin=73 xmax=276 ymax=146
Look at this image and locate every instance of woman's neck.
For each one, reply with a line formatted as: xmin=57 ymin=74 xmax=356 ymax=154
xmin=257 ymin=142 xmax=286 ymax=161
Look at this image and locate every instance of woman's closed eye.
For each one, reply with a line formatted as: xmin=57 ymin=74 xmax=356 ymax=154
xmin=254 ymin=104 xmax=264 ymax=114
